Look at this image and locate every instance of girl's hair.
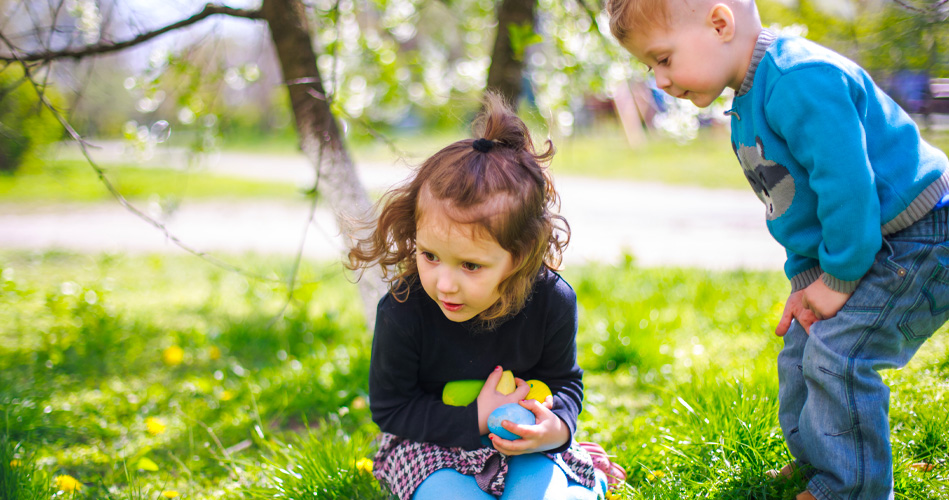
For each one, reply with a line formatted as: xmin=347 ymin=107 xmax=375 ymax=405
xmin=608 ymin=0 xmax=673 ymax=43
xmin=348 ymin=92 xmax=569 ymax=324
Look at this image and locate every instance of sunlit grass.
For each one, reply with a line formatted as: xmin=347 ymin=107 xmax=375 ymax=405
xmin=0 ymin=159 xmax=298 ymax=203
xmin=1 ymin=251 xmax=947 ymax=499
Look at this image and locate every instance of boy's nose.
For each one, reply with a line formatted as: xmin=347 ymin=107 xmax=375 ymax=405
xmin=654 ymin=72 xmax=672 ymax=91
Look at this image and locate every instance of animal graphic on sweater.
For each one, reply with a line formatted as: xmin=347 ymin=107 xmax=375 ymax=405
xmin=734 ymin=138 xmax=795 ymax=220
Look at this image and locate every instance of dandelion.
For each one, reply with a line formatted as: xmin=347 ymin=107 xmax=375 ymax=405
xmin=209 ymin=345 xmax=221 ymax=360
xmin=351 ymin=396 xmax=367 ymax=410
xmin=220 ymin=390 xmax=234 ymax=401
xmin=646 ymin=470 xmax=665 ymax=481
xmin=9 ymin=459 xmax=21 ymax=467
xmin=162 ymin=491 xmax=180 ymax=498
xmin=54 ymin=474 xmax=82 ymax=492
xmin=355 ymin=458 xmax=373 ymax=474
xmin=163 ymin=345 xmax=184 ymax=366
xmin=146 ymin=417 xmax=166 ymax=435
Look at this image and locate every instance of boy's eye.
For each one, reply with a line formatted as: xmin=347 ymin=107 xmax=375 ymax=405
xmin=461 ymin=262 xmax=482 ymax=271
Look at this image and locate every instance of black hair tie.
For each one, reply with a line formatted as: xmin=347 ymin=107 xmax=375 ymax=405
xmin=472 ymin=138 xmax=495 ymax=153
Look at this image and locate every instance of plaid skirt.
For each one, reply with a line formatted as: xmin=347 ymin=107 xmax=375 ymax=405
xmin=372 ymin=432 xmax=597 ymax=499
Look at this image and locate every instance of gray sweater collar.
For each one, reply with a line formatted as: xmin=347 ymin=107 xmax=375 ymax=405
xmin=736 ymin=28 xmax=777 ymax=97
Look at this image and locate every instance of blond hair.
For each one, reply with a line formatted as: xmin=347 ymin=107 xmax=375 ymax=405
xmin=607 ymin=0 xmax=674 ymax=43
xmin=347 ymin=92 xmax=569 ymax=326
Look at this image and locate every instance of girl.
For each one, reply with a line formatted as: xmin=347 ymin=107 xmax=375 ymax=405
xmin=348 ymin=94 xmax=611 ymax=500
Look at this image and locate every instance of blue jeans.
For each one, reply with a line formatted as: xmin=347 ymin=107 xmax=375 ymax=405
xmin=777 ymin=207 xmax=949 ymax=500
xmin=412 ymin=453 xmax=607 ymax=500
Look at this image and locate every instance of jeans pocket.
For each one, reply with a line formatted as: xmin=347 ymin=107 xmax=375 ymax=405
xmin=898 ymin=264 xmax=949 ymax=341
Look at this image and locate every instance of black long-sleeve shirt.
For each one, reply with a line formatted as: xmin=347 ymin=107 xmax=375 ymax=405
xmin=368 ymin=269 xmax=583 ymax=453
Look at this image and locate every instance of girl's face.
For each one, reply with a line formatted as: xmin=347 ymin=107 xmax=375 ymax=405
xmin=415 ymin=207 xmax=516 ymax=323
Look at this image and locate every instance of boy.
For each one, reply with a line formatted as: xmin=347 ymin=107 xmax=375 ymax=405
xmin=607 ymin=1 xmax=949 ymax=499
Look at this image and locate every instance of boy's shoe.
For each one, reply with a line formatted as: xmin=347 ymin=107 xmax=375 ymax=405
xmin=579 ymin=441 xmax=627 ymax=486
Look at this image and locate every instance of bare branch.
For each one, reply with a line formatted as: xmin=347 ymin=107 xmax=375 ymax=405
xmin=0 ymin=3 xmax=263 ymax=63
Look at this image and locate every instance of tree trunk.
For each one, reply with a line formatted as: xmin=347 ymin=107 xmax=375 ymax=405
xmin=485 ymin=0 xmax=536 ymax=108
xmin=261 ymin=0 xmax=385 ymax=325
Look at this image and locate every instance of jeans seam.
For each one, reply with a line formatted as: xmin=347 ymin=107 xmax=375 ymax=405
xmin=842 ymin=247 xmax=926 ymax=499
xmin=808 ymin=474 xmax=842 ymax=500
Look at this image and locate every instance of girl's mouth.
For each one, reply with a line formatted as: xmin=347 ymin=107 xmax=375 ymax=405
xmin=441 ymin=301 xmax=463 ymax=312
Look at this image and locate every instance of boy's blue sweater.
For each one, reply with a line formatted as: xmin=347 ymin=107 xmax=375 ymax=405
xmin=729 ymin=30 xmax=949 ymax=293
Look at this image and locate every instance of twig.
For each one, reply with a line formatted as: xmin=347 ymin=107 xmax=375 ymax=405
xmin=0 ymin=4 xmax=263 ymax=62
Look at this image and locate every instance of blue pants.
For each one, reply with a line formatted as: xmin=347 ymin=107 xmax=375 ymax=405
xmin=777 ymin=207 xmax=949 ymax=500
xmin=412 ymin=453 xmax=606 ymax=500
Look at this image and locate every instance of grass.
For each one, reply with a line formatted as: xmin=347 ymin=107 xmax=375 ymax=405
xmin=0 ymin=159 xmax=299 ymax=204
xmin=1 ymin=250 xmax=947 ymax=499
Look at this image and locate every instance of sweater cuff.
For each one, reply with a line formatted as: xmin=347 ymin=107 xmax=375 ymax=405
xmin=790 ymin=266 xmax=822 ymax=292
xmin=821 ymin=273 xmax=861 ymax=294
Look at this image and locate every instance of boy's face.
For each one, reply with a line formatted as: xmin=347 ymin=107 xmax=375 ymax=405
xmin=622 ymin=11 xmax=743 ymax=108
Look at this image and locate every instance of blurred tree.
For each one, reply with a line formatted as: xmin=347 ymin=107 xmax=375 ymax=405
xmin=0 ymin=65 xmax=62 ymax=173
xmin=0 ymin=1 xmax=386 ymax=321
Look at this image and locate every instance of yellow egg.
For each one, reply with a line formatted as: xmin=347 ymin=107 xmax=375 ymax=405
xmin=496 ymin=370 xmax=516 ymax=395
xmin=525 ymin=379 xmax=552 ymax=403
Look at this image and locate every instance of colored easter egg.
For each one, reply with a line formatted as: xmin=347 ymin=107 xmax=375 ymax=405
xmin=496 ymin=370 xmax=516 ymax=395
xmin=487 ymin=403 xmax=535 ymax=440
xmin=442 ymin=379 xmax=483 ymax=406
xmin=525 ymin=380 xmax=552 ymax=403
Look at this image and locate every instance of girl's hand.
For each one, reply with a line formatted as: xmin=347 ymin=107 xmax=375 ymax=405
xmin=488 ymin=399 xmax=569 ymax=456
xmin=476 ymin=366 xmax=530 ymax=435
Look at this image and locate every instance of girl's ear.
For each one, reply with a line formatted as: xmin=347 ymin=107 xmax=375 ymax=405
xmin=708 ymin=3 xmax=736 ymax=42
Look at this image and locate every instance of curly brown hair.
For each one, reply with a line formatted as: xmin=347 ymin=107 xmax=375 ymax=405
xmin=347 ymin=92 xmax=570 ymax=324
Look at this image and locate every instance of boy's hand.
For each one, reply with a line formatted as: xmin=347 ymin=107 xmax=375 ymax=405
xmin=800 ymin=277 xmax=851 ymax=323
xmin=488 ymin=399 xmax=569 ymax=456
xmin=476 ymin=366 xmax=531 ymax=435
xmin=776 ymin=290 xmax=818 ymax=336
xmin=775 ymin=279 xmax=851 ymax=336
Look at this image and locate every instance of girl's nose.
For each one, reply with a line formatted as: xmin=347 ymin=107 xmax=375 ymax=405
xmin=436 ymin=269 xmax=458 ymax=293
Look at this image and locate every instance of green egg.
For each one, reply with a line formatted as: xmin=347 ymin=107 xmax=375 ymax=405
xmin=442 ymin=379 xmax=483 ymax=406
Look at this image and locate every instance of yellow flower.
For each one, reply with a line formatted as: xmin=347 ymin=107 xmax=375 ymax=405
xmin=145 ymin=417 xmax=166 ymax=435
xmin=9 ymin=459 xmax=21 ymax=467
xmin=54 ymin=474 xmax=82 ymax=492
xmin=162 ymin=491 xmax=180 ymax=498
xmin=355 ymin=458 xmax=373 ymax=474
xmin=220 ymin=390 xmax=234 ymax=401
xmin=208 ymin=345 xmax=221 ymax=360
xmin=351 ymin=396 xmax=367 ymax=410
xmin=646 ymin=470 xmax=665 ymax=481
xmin=163 ymin=345 xmax=184 ymax=366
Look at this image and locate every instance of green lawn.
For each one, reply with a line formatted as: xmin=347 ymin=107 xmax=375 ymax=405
xmin=0 ymin=160 xmax=298 ymax=204
xmin=2 ymin=251 xmax=947 ymax=499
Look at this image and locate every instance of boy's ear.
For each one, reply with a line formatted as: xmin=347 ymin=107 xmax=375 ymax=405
xmin=708 ymin=3 xmax=736 ymax=42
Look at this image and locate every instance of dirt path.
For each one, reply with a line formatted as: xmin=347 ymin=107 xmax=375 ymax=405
xmin=0 ymin=144 xmax=785 ymax=270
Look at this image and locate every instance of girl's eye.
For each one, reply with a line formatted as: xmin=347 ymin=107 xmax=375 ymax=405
xmin=462 ymin=262 xmax=482 ymax=271
xmin=657 ymin=57 xmax=669 ymax=66
xmin=421 ymin=251 xmax=438 ymax=262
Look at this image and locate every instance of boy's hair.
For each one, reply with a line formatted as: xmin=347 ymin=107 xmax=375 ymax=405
xmin=608 ymin=0 xmax=673 ymax=44
xmin=348 ymin=92 xmax=569 ymax=324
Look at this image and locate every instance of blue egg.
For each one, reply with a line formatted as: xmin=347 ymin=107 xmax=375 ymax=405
xmin=487 ymin=403 xmax=535 ymax=440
